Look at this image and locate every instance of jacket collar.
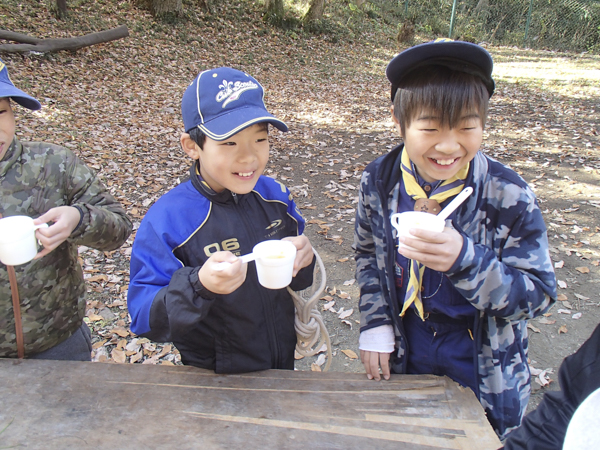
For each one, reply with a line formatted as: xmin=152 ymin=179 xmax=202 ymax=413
xmin=0 ymin=137 xmax=22 ymax=178
xmin=188 ymin=160 xmax=240 ymax=205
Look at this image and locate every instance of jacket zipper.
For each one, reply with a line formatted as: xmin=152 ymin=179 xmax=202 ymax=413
xmin=234 ymin=193 xmax=281 ymax=368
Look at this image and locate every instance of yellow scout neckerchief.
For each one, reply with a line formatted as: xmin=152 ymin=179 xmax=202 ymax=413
xmin=399 ymin=149 xmax=469 ymax=320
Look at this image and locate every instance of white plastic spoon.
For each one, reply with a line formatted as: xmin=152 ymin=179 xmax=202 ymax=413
xmin=437 ymin=186 xmax=474 ymax=221
xmin=213 ymin=253 xmax=257 ymax=271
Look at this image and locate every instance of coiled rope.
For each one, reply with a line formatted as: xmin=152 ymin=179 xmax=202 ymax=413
xmin=288 ymin=248 xmax=331 ymax=371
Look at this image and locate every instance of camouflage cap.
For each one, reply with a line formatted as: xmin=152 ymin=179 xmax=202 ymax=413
xmin=0 ymin=58 xmax=41 ymax=111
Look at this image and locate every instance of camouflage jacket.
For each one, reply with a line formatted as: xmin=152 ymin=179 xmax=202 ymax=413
xmin=353 ymin=144 xmax=557 ymax=439
xmin=0 ymin=138 xmax=132 ymax=358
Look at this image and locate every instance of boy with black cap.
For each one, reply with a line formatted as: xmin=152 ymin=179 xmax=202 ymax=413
xmin=353 ymin=39 xmax=557 ymax=439
xmin=0 ymin=58 xmax=132 ymax=360
xmin=128 ymin=67 xmax=315 ymax=373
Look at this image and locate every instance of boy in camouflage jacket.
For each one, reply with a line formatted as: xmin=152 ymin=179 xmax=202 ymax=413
xmin=0 ymin=58 xmax=132 ymax=360
xmin=353 ymin=40 xmax=557 ymax=440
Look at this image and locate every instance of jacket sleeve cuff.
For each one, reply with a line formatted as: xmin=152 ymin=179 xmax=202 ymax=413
xmin=189 ymin=267 xmax=218 ymax=300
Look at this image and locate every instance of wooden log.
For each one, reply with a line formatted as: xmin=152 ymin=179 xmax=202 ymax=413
xmin=0 ymin=358 xmax=502 ymax=449
xmin=0 ymin=25 xmax=129 ymax=53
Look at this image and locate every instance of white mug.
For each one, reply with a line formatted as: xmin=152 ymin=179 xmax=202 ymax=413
xmin=390 ymin=211 xmax=445 ymax=251
xmin=252 ymin=240 xmax=297 ymax=289
xmin=0 ymin=216 xmax=49 ymax=266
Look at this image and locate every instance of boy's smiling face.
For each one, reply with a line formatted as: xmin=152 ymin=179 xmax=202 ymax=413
xmin=181 ymin=123 xmax=269 ymax=194
xmin=394 ymin=108 xmax=483 ymax=183
xmin=0 ymin=98 xmax=16 ymax=161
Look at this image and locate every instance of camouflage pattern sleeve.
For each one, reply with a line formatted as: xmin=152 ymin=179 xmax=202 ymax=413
xmin=64 ymin=149 xmax=132 ymax=251
xmin=447 ymin=176 xmax=557 ymax=322
xmin=353 ymin=169 xmax=394 ymax=332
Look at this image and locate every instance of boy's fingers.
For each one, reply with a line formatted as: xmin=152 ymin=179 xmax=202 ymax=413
xmin=380 ymin=353 xmax=391 ymax=380
xmin=367 ymin=353 xmax=381 ymax=381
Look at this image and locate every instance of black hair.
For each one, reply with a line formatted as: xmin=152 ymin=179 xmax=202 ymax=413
xmin=392 ymin=65 xmax=489 ymax=136
xmin=187 ymin=122 xmax=270 ymax=150
xmin=188 ymin=127 xmax=207 ymax=150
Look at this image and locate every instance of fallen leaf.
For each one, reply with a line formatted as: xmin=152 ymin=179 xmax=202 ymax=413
xmin=322 ymin=300 xmax=336 ymax=311
xmin=338 ymin=308 xmax=354 ymax=319
xmin=562 ymin=301 xmax=573 ymax=309
xmin=111 ymin=348 xmax=126 ymax=364
xmin=310 ymin=363 xmax=322 ymax=372
xmin=92 ymin=339 xmax=107 ymax=349
xmin=558 ymin=325 xmax=568 ymax=334
xmin=557 ymin=280 xmax=568 ymax=289
xmin=557 ymin=309 xmax=572 ymax=314
xmin=572 ymin=312 xmax=582 ymax=319
xmin=535 ymin=369 xmax=551 ymax=387
xmin=343 ymin=279 xmax=356 ymax=286
xmin=557 ymin=294 xmax=568 ymax=301
xmin=575 ymin=266 xmax=590 ymax=273
xmin=111 ymin=326 xmax=130 ymax=337
xmin=87 ymin=274 xmax=109 ymax=283
xmin=315 ymin=354 xmax=327 ymax=366
xmin=538 ymin=317 xmax=556 ymax=325
xmin=341 ymin=349 xmax=358 ymax=359
xmin=574 ymin=293 xmax=590 ymax=300
xmin=87 ymin=313 xmax=104 ymax=322
xmin=527 ymin=323 xmax=541 ymax=333
xmin=554 ymin=260 xmax=564 ymax=268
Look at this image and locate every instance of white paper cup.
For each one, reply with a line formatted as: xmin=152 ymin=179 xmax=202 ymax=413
xmin=0 ymin=216 xmax=48 ymax=266
xmin=252 ymin=240 xmax=297 ymax=289
xmin=390 ymin=211 xmax=445 ymax=251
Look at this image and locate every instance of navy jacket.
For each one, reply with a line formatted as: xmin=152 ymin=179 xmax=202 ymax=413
xmin=128 ymin=163 xmax=314 ymax=373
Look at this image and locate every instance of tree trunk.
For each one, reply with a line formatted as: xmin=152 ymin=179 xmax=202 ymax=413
xmin=56 ymin=0 xmax=67 ymax=14
xmin=304 ymin=0 xmax=326 ymax=23
xmin=151 ymin=0 xmax=183 ymax=16
xmin=265 ymin=0 xmax=284 ymax=18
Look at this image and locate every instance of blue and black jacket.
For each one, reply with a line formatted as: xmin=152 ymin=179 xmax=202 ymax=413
xmin=128 ymin=162 xmax=314 ymax=373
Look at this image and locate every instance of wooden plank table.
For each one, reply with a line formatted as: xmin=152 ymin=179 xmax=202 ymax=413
xmin=0 ymin=359 xmax=501 ymax=449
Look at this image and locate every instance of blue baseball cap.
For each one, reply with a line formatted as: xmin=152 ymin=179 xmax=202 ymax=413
xmin=181 ymin=67 xmax=288 ymax=140
xmin=0 ymin=58 xmax=41 ymax=111
xmin=386 ymin=38 xmax=495 ymax=100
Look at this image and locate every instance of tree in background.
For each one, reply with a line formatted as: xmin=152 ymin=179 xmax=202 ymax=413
xmin=265 ymin=0 xmax=285 ymax=20
xmin=151 ymin=0 xmax=183 ymax=16
xmin=303 ymin=0 xmax=326 ymax=23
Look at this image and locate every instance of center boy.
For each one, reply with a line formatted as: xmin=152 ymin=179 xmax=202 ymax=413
xmin=128 ymin=68 xmax=315 ymax=373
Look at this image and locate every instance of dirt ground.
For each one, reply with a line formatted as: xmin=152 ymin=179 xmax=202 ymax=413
xmin=289 ymin=49 xmax=600 ymax=412
xmin=3 ymin=0 xmax=599 ymax=416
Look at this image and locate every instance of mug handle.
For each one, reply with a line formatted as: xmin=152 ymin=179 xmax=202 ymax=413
xmin=390 ymin=213 xmax=401 ymax=230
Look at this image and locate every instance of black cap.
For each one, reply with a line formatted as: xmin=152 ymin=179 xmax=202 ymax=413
xmin=387 ymin=38 xmax=495 ymax=101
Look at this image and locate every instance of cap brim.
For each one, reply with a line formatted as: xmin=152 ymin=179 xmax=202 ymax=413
xmin=198 ymin=106 xmax=288 ymax=141
xmin=1 ymin=84 xmax=41 ymax=111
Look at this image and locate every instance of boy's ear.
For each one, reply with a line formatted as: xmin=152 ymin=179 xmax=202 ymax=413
xmin=181 ymin=133 xmax=200 ymax=160
xmin=390 ymin=106 xmax=404 ymax=138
